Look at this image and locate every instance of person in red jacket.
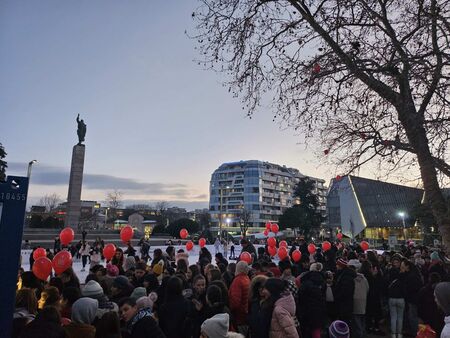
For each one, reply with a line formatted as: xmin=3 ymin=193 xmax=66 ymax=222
xmin=229 ymin=261 xmax=250 ymax=335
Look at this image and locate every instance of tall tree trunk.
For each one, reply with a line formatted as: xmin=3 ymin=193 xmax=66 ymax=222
xmin=400 ymin=105 xmax=450 ymax=253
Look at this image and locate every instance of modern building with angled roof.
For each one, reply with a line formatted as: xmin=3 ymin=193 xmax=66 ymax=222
xmin=327 ymin=175 xmax=424 ymax=241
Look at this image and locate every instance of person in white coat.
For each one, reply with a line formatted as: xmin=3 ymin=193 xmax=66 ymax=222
xmin=435 ymin=282 xmax=450 ymax=338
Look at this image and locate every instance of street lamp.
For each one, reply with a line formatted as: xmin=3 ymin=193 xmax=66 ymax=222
xmin=398 ymin=211 xmax=406 ymax=242
xmin=104 ymin=207 xmax=110 ymax=229
xmin=27 ymin=160 xmax=37 ymax=178
xmin=24 ymin=160 xmax=37 ymax=227
xmin=219 ymin=185 xmax=230 ymax=240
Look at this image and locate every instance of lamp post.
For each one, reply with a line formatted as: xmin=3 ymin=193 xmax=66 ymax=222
xmin=24 ymin=160 xmax=37 ymax=227
xmin=219 ymin=185 xmax=230 ymax=240
xmin=398 ymin=211 xmax=406 ymax=242
xmin=104 ymin=207 xmax=110 ymax=229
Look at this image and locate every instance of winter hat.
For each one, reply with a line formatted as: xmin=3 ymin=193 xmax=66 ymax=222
xmin=264 ymin=277 xmax=285 ymax=300
xmin=310 ymin=262 xmax=323 ymax=272
xmin=201 ymin=313 xmax=229 ymax=338
xmin=136 ymin=292 xmax=157 ymax=310
xmin=430 ymin=251 xmax=441 ymax=262
xmin=348 ymin=259 xmax=362 ymax=270
xmin=106 ymin=263 xmax=119 ymax=277
xmin=329 ymin=320 xmax=350 ymax=338
xmin=235 ymin=261 xmax=249 ymax=275
xmin=153 ymin=259 xmax=165 ymax=276
xmin=112 ymin=275 xmax=131 ymax=290
xmin=82 ymin=280 xmax=104 ymax=298
xmin=336 ymin=258 xmax=348 ymax=268
xmin=130 ymin=287 xmax=147 ymax=301
xmin=71 ymin=297 xmax=98 ymax=324
xmin=434 ymin=282 xmax=450 ymax=315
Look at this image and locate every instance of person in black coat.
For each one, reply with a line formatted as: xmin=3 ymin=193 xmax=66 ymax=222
xmin=118 ymin=297 xmax=165 ymax=338
xmin=158 ymin=276 xmax=193 ymax=338
xmin=401 ymin=260 xmax=424 ymax=336
xmin=297 ymin=267 xmax=327 ymax=338
xmin=333 ymin=258 xmax=356 ymax=327
xmin=360 ymin=261 xmax=384 ymax=335
xmin=418 ymin=272 xmax=445 ymax=336
xmin=248 ymin=275 xmax=271 ymax=338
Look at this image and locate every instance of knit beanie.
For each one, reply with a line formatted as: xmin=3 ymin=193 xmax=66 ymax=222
xmin=235 ymin=261 xmax=249 ymax=275
xmin=130 ymin=287 xmax=147 ymax=301
xmin=430 ymin=251 xmax=441 ymax=262
xmin=348 ymin=259 xmax=361 ymax=270
xmin=201 ymin=313 xmax=229 ymax=338
xmin=82 ymin=280 xmax=104 ymax=298
xmin=336 ymin=258 xmax=348 ymax=268
xmin=329 ymin=320 xmax=350 ymax=338
xmin=136 ymin=292 xmax=157 ymax=310
xmin=434 ymin=282 xmax=450 ymax=315
xmin=106 ymin=263 xmax=119 ymax=277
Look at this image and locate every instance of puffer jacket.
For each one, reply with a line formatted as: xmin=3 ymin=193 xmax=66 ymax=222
xmin=353 ymin=273 xmax=369 ymax=315
xmin=269 ymin=293 xmax=299 ymax=338
xmin=229 ymin=273 xmax=250 ymax=326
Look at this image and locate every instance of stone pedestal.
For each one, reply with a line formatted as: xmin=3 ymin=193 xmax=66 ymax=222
xmin=65 ymin=144 xmax=85 ymax=228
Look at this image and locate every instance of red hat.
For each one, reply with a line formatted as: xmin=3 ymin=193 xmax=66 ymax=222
xmin=336 ymin=258 xmax=348 ymax=268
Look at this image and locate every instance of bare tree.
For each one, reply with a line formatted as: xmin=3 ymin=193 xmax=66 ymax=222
xmin=155 ymin=201 xmax=170 ymax=227
xmin=105 ymin=189 xmax=123 ymax=221
xmin=194 ymin=0 xmax=450 ymax=251
xmin=239 ymin=208 xmax=252 ymax=238
xmin=39 ymin=193 xmax=62 ymax=213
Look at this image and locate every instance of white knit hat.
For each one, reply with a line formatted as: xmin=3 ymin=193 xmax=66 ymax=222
xmin=201 ymin=313 xmax=229 ymax=338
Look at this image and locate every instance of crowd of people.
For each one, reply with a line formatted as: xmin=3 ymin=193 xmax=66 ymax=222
xmin=13 ymin=236 xmax=450 ymax=338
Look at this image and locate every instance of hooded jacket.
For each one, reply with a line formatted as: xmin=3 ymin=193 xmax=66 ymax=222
xmin=269 ymin=293 xmax=299 ymax=338
xmin=64 ymin=298 xmax=98 ymax=338
xmin=127 ymin=308 xmax=166 ymax=338
xmin=353 ymin=272 xmax=369 ymax=315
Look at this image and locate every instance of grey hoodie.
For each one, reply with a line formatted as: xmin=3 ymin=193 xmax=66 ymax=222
xmin=71 ymin=297 xmax=98 ymax=324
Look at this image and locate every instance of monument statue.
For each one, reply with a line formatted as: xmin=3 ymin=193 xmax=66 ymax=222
xmin=76 ymin=114 xmax=87 ymax=145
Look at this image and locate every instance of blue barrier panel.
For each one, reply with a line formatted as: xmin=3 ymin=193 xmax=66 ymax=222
xmin=0 ymin=176 xmax=28 ymax=338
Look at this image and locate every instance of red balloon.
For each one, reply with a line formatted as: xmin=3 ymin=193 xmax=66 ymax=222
xmin=52 ymin=250 xmax=73 ymax=275
xmin=120 ymin=225 xmax=134 ymax=243
xmin=292 ymin=250 xmax=302 ymax=262
xmin=240 ymin=252 xmax=252 ymax=264
xmin=278 ymin=247 xmax=288 ymax=260
xmin=335 ymin=175 xmax=342 ymax=181
xmin=308 ymin=243 xmax=316 ymax=254
xmin=271 ymin=223 xmax=279 ymax=233
xmin=268 ymin=246 xmax=277 ymax=257
xmin=263 ymin=229 xmax=269 ymax=237
xmin=337 ymin=232 xmax=343 ymax=240
xmin=267 ymin=237 xmax=277 ymax=248
xmin=33 ymin=247 xmax=47 ymax=260
xmin=279 ymin=240 xmax=288 ymax=248
xmin=186 ymin=240 xmax=194 ymax=251
xmin=103 ymin=243 xmax=116 ymax=261
xmin=265 ymin=222 xmax=272 ymax=230
xmin=199 ymin=238 xmax=206 ymax=248
xmin=180 ymin=228 xmax=189 ymax=239
xmin=32 ymin=257 xmax=52 ymax=281
xmin=59 ymin=227 xmax=74 ymax=246
xmin=360 ymin=241 xmax=370 ymax=251
xmin=322 ymin=241 xmax=331 ymax=252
